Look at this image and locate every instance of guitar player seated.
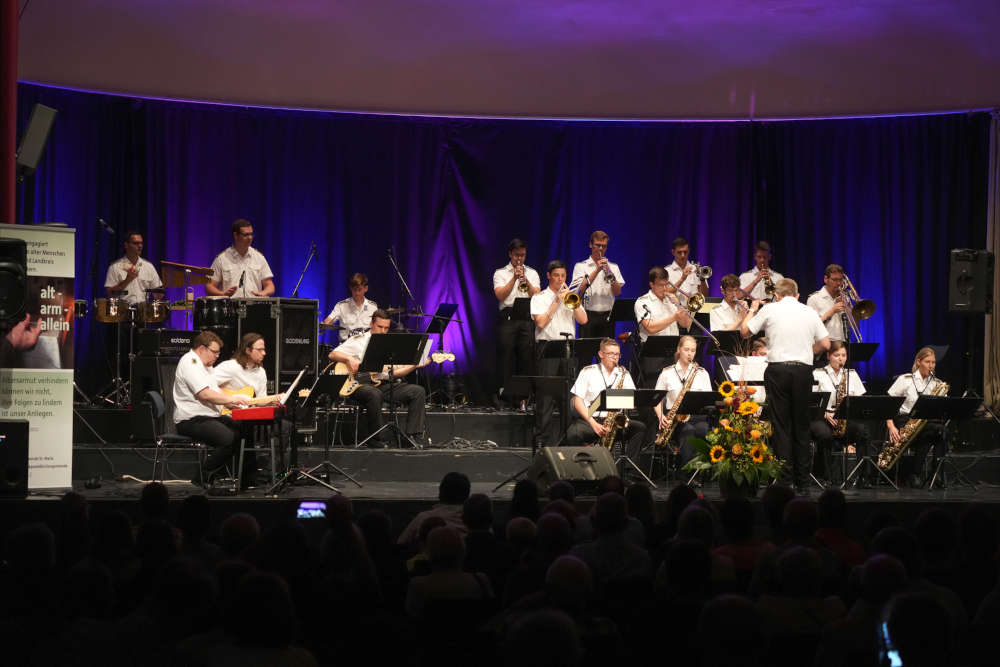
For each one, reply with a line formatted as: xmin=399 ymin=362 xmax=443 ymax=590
xmin=328 ymin=309 xmax=430 ymax=448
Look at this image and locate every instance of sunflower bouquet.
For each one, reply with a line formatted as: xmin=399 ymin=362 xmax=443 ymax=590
xmin=682 ymin=379 xmax=784 ymax=487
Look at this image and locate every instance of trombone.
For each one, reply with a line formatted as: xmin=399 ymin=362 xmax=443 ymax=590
xmin=839 ymin=274 xmax=875 ymax=342
xmin=665 ymin=289 xmax=719 ymax=347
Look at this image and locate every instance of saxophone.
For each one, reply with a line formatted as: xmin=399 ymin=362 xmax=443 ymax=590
xmin=598 ymin=366 xmax=630 ymax=450
xmin=655 ymin=363 xmax=699 ymax=450
xmin=877 ymin=379 xmax=949 ymax=470
xmin=831 ymin=367 xmax=850 ymax=437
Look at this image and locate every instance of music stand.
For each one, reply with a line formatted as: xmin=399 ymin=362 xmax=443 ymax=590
xmin=585 ymin=388 xmax=659 ymax=486
xmin=355 ymin=332 xmax=428 ymax=449
xmin=834 ymin=395 xmax=905 ymax=490
xmin=607 ymin=298 xmax=636 ymax=326
xmin=423 ymin=303 xmax=459 ymax=405
xmin=908 ymin=396 xmax=982 ymax=490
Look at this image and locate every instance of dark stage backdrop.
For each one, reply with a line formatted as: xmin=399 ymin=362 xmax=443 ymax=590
xmin=15 ymin=84 xmax=990 ymax=400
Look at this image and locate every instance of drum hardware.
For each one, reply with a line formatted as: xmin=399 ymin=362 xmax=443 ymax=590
xmin=161 ymin=259 xmax=214 ymax=329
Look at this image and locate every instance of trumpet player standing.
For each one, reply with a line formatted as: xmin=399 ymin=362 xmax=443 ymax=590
xmin=493 ymin=239 xmax=541 ymax=405
xmin=666 ymin=236 xmax=710 ymax=306
xmin=806 ymin=264 xmax=848 ymax=342
xmin=572 ymin=230 xmax=625 ymax=339
xmin=739 ymin=241 xmax=784 ymax=301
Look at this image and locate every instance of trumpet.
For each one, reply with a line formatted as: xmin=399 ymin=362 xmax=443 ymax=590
xmin=513 ymin=259 xmax=530 ymax=293
xmin=691 ymin=262 xmax=713 ymax=280
xmin=597 ymin=249 xmax=615 ymax=283
xmin=759 ymin=265 xmax=776 ymax=300
xmin=839 ymin=274 xmax=875 ymax=342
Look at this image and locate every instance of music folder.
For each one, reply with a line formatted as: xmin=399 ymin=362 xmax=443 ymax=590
xmin=675 ymin=390 xmax=722 ymax=415
xmin=907 ymin=396 xmax=981 ymax=421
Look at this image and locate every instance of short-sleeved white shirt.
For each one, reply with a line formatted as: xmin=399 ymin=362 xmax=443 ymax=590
xmin=710 ymin=300 xmax=743 ymax=331
xmin=210 ymin=246 xmax=274 ymax=297
xmin=887 ymin=372 xmax=946 ymax=415
xmin=172 ymin=350 xmax=222 ymax=423
xmin=333 ymin=331 xmax=432 ymax=369
xmin=634 ymin=289 xmax=681 ymax=342
xmin=493 ymin=263 xmax=541 ymax=309
xmin=806 ymin=288 xmax=846 ymax=341
xmin=739 ymin=266 xmax=785 ymax=301
xmin=326 ymin=298 xmax=378 ymax=342
xmin=213 ymin=359 xmax=268 ymax=399
xmin=745 ymin=297 xmax=828 ymax=365
xmin=570 ymin=363 xmax=636 ymax=418
xmin=654 ymin=363 xmax=713 ymax=410
xmin=665 ymin=261 xmax=703 ymax=306
xmin=104 ymin=256 xmax=163 ymax=305
xmin=812 ymin=365 xmax=866 ymax=412
xmin=572 ymin=257 xmax=625 ymax=312
xmin=531 ymin=288 xmax=577 ymax=341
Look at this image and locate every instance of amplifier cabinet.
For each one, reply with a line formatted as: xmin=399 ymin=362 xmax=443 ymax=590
xmin=138 ymin=328 xmax=196 ymax=356
xmin=235 ymin=298 xmax=318 ymax=393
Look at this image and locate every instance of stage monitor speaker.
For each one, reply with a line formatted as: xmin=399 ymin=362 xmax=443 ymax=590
xmin=16 ymin=103 xmax=58 ymax=176
xmin=0 ymin=238 xmax=27 ymax=323
xmin=948 ymin=249 xmax=994 ymax=314
xmin=0 ymin=419 xmax=29 ymax=497
xmin=527 ymin=446 xmax=618 ymax=494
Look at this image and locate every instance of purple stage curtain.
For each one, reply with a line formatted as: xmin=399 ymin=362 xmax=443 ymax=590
xmin=15 ymin=84 xmax=989 ymax=400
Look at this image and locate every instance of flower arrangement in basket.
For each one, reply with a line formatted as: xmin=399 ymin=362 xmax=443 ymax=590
xmin=683 ymin=379 xmax=784 ymax=487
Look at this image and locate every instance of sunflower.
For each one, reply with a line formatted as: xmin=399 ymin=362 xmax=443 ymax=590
xmin=738 ymin=400 xmax=760 ymax=415
xmin=750 ymin=429 xmax=762 ymax=439
xmin=709 ymin=445 xmax=726 ymax=463
xmin=719 ymin=381 xmax=735 ymax=397
xmin=750 ymin=445 xmax=764 ymax=463
xmin=746 ymin=386 xmax=757 ymax=396
xmin=732 ymin=444 xmax=743 ymax=456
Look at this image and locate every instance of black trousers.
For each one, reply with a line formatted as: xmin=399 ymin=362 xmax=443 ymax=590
xmin=667 ymin=415 xmax=710 ymax=465
xmin=564 ymin=416 xmax=647 ymax=460
xmin=350 ymin=381 xmax=426 ymax=441
xmin=579 ymin=310 xmax=614 ymax=340
xmin=810 ymin=417 xmax=872 ymax=481
xmin=496 ymin=312 xmax=534 ymax=397
xmin=891 ymin=415 xmax=945 ymax=481
xmin=176 ymin=415 xmax=241 ymax=471
xmin=764 ymin=361 xmax=814 ymax=487
xmin=535 ymin=355 xmax=573 ymax=445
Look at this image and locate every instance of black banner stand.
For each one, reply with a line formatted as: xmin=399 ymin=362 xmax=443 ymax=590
xmin=833 ymin=395 xmax=905 ymax=491
xmin=355 ymin=332 xmax=428 ymax=449
xmin=908 ymin=395 xmax=982 ymax=490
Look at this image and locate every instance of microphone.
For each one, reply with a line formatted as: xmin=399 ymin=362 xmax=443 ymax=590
xmin=641 ymin=304 xmax=651 ymax=321
xmin=97 ymin=217 xmax=115 ymax=236
xmin=238 ymin=270 xmax=246 ymax=289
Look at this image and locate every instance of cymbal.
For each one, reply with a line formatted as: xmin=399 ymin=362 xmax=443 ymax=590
xmin=383 ymin=307 xmax=407 ymax=315
xmin=318 ymin=323 xmax=345 ymax=331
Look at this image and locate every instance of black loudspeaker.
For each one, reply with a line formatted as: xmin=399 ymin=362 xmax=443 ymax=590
xmin=0 ymin=238 xmax=27 ymax=322
xmin=16 ymin=103 xmax=58 ymax=176
xmin=0 ymin=419 xmax=29 ymax=497
xmin=527 ymin=446 xmax=619 ymax=494
xmin=948 ymin=249 xmax=994 ymax=314
xmin=237 ymin=298 xmax=318 ymax=393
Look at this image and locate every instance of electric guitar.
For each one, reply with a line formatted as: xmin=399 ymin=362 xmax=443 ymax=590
xmin=333 ymin=362 xmax=394 ymax=396
xmin=431 ymin=351 xmax=456 ymax=363
xmin=220 ymin=385 xmax=309 ymax=415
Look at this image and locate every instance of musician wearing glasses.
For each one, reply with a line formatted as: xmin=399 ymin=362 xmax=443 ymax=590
xmin=653 ymin=335 xmax=712 ymax=463
xmin=493 ymin=239 xmax=541 ymax=405
xmin=710 ymin=274 xmax=747 ymax=331
xmin=323 ymin=273 xmax=379 ymax=343
xmin=810 ymin=341 xmax=870 ymax=484
xmin=665 ymin=237 xmax=709 ymax=311
xmin=572 ymin=230 xmax=624 ymax=339
xmin=565 ymin=338 xmax=646 ymax=459
xmin=739 ymin=241 xmax=784 ymax=301
xmin=884 ymin=347 xmax=947 ymax=487
xmin=634 ymin=266 xmax=692 ymax=387
xmin=104 ymin=231 xmax=162 ymax=304
xmin=213 ymin=333 xmax=274 ymax=402
xmin=206 ymin=219 xmax=275 ymax=298
xmin=173 ymin=331 xmax=250 ymax=480
xmin=806 ymin=264 xmax=848 ymax=342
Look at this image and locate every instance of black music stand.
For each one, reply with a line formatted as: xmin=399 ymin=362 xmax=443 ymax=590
xmin=834 ymin=395 xmax=905 ymax=491
xmin=424 ymin=303 xmax=459 ymax=405
xmin=355 ymin=332 xmax=428 ymax=449
xmin=908 ymin=396 xmax=982 ymax=490
xmin=585 ymin=388 xmax=664 ymax=486
xmin=607 ymin=298 xmax=637 ymax=326
xmin=645 ymin=389 xmax=715 ymax=486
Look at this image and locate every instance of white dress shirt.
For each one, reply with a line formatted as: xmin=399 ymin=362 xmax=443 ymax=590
xmin=887 ymin=372 xmax=946 ymax=415
xmin=213 ymin=359 xmax=268 ymax=399
xmin=665 ymin=261 xmax=704 ymax=306
xmin=210 ymin=246 xmax=274 ymax=297
xmin=710 ymin=300 xmax=743 ymax=331
xmin=173 ymin=350 xmax=222 ymax=423
xmin=572 ymin=257 xmax=625 ymax=312
xmin=739 ymin=266 xmax=786 ymax=301
xmin=806 ymin=288 xmax=845 ymax=341
xmin=570 ymin=364 xmax=636 ymax=418
xmin=531 ymin=288 xmax=577 ymax=341
xmin=104 ymin=257 xmax=162 ymax=305
xmin=655 ymin=363 xmax=712 ymax=410
xmin=745 ymin=297 xmax=828 ymax=365
xmin=634 ymin=290 xmax=681 ymax=342
xmin=493 ymin=263 xmax=541 ymax=309
xmin=326 ymin=298 xmax=379 ymax=342
xmin=812 ymin=365 xmax=866 ymax=412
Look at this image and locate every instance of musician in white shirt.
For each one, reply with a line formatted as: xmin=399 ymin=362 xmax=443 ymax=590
xmin=741 ymin=278 xmax=830 ymax=492
xmin=493 ymin=239 xmax=541 ymax=404
xmin=885 ymin=347 xmax=947 ymax=486
xmin=810 ymin=341 xmax=870 ymax=483
xmin=565 ymin=338 xmax=646 ymax=459
xmin=571 ymin=230 xmax=624 ymax=339
xmin=173 ymin=331 xmax=250 ymax=480
xmin=206 ymin=219 xmax=275 ymax=298
xmin=653 ymin=335 xmax=713 ymax=463
xmin=806 ymin=264 xmax=848 ymax=342
xmin=324 ymin=273 xmax=379 ymax=343
xmin=104 ymin=231 xmax=163 ymax=304
xmin=665 ymin=237 xmax=709 ymax=329
xmin=635 ymin=266 xmax=691 ymax=387
xmin=710 ymin=274 xmax=747 ymax=331
xmin=328 ymin=310 xmax=429 ymax=448
xmin=739 ymin=241 xmax=784 ymax=301
xmin=213 ymin=333 xmax=272 ymax=400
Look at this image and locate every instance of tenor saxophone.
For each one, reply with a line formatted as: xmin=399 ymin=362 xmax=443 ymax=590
xmin=877 ymin=381 xmax=949 ymax=470
xmin=598 ymin=366 xmax=630 ymax=450
xmin=655 ymin=363 xmax=700 ymax=450
xmin=831 ymin=368 xmax=850 ymax=437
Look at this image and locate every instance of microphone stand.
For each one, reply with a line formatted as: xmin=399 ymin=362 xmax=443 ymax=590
xmin=386 ymin=247 xmax=422 ymax=314
xmin=291 ymin=243 xmax=317 ymax=298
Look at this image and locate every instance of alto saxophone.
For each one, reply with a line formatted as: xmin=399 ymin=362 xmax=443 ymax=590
xmin=831 ymin=368 xmax=850 ymax=437
xmin=655 ymin=363 xmax=700 ymax=450
xmin=598 ymin=366 xmax=630 ymax=450
xmin=877 ymin=380 xmax=949 ymax=470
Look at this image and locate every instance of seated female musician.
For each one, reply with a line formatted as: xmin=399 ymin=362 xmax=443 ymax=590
xmin=810 ymin=341 xmax=871 ymax=484
xmin=653 ymin=335 xmax=712 ymax=463
xmin=885 ymin=347 xmax=947 ymax=487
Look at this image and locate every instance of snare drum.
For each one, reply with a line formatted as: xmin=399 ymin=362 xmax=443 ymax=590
xmin=194 ymin=296 xmax=235 ymax=330
xmin=139 ymin=299 xmax=171 ymax=324
xmin=94 ymin=297 xmax=128 ymax=323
